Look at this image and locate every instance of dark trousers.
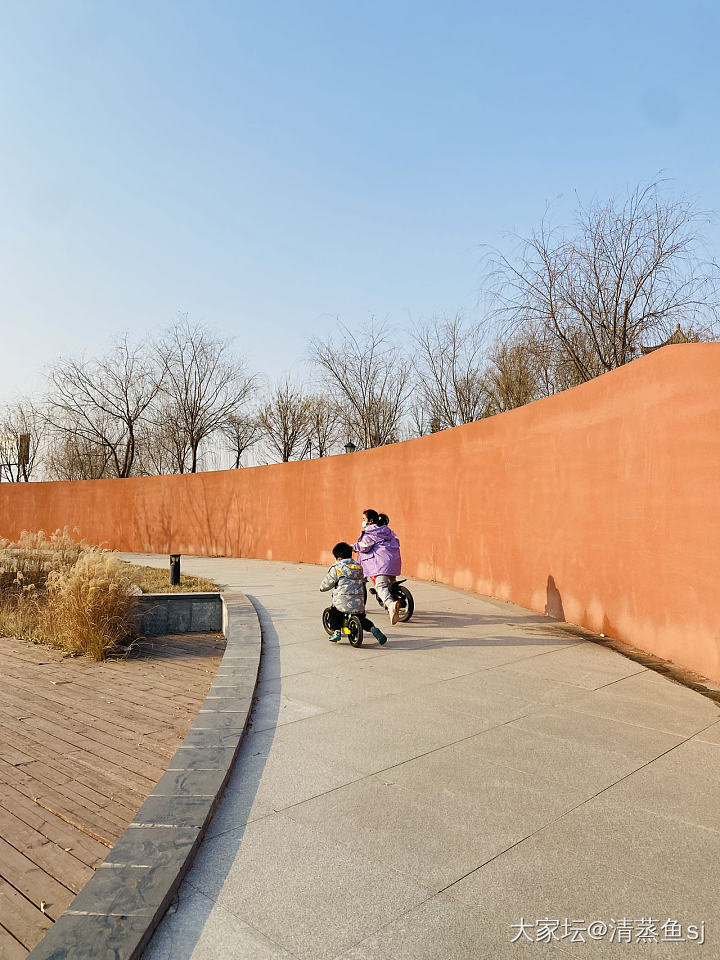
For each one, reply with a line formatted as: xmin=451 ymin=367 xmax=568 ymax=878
xmin=327 ymin=606 xmax=375 ymax=632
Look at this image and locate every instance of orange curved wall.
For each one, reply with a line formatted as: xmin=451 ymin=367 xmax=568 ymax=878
xmin=1 ymin=343 xmax=719 ymax=681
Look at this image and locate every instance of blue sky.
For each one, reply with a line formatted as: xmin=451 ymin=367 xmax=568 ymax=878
xmin=1 ymin=0 xmax=718 ymax=401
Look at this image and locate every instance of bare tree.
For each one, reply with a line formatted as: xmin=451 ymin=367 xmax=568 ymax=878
xmin=156 ymin=317 xmax=257 ymax=473
xmin=257 ymin=377 xmax=313 ymax=463
xmin=44 ymin=335 xmax=163 ymax=479
xmin=412 ymin=314 xmax=491 ymax=430
xmin=310 ymin=320 xmax=411 ymax=448
xmin=301 ymin=395 xmax=343 ymax=458
xmin=135 ymin=403 xmax=193 ymax=476
xmin=488 ymin=180 xmax=720 ymax=382
xmin=222 ymin=411 xmax=263 ymax=468
xmin=45 ymin=429 xmax=116 ymax=480
xmin=0 ymin=401 xmax=46 ymax=481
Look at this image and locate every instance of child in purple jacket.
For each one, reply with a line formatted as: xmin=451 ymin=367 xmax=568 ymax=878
xmin=352 ymin=508 xmax=402 ymax=625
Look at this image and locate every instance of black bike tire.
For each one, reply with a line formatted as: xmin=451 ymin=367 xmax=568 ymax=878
xmin=397 ymin=585 xmax=414 ymax=622
xmin=348 ymin=614 xmax=364 ymax=647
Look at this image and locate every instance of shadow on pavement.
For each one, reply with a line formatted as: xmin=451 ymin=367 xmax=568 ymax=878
xmin=378 ymin=632 xmax=578 ymax=651
xmin=142 ymin=596 xmax=280 ymax=960
xmin=400 ymin=611 xmax=563 ymax=630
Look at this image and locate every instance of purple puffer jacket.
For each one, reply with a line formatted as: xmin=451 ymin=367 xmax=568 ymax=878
xmin=352 ymin=524 xmax=402 ymax=577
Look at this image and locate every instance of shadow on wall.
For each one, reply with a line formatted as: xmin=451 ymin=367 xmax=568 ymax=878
xmin=129 ymin=481 xmax=260 ymax=558
xmin=545 ymin=575 xmax=566 ymax=621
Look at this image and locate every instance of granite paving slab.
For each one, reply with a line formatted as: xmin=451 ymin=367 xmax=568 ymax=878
xmin=335 ymin=891 xmax=566 ymax=959
xmin=142 ymin=886 xmax=297 ymax=960
xmin=285 ymin=763 xmax=586 ymax=891
xmin=447 ymin=814 xmax=718 ymax=958
xmin=562 ymin=681 xmax=720 ymax=737
xmin=201 ymin=725 xmax=366 ymax=840
xmin=270 ymin=686 xmax=494 ymax=775
xmin=119 ymin=555 xmax=720 ymax=960
xmin=693 ymin=719 xmax=720 ymax=744
xmin=579 ymin=736 xmax=720 ymax=833
xmin=488 ymin=640 xmax=648 ymax=690
xmin=184 ymin=813 xmax=432 ymax=960
xmin=458 ymin=706 xmax=683 ymax=791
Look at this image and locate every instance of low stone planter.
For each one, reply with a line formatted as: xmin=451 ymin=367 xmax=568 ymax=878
xmin=133 ymin=592 xmax=222 ymax=635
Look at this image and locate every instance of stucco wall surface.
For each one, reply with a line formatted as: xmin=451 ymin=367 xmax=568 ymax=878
xmin=1 ymin=343 xmax=718 ymax=681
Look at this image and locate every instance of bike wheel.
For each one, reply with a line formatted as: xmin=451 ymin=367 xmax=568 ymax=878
xmin=396 ymin=585 xmax=414 ymax=622
xmin=347 ymin=614 xmax=364 ymax=647
xmin=322 ymin=608 xmax=334 ymax=636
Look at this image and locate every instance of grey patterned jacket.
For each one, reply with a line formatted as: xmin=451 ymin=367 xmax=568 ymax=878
xmin=319 ymin=558 xmax=365 ymax=614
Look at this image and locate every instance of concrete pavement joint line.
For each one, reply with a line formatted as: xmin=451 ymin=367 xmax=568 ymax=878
xmin=435 ymin=716 xmax=720 ymax=897
xmin=256 ymin=710 xmax=546 ymax=827
xmin=591 ymin=668 xmax=651 ymax=690
xmin=250 ymin=639 xmax=628 ymax=728
xmin=558 ymin=705 xmax=719 ymax=740
xmin=182 ymin=811 xmax=440 ymax=960
xmin=182 ymin=878 xmax=306 ymax=960
xmin=330 ymin=889 xmax=444 ymax=960
xmin=26 ymin=588 xmax=262 ymax=960
xmin=126 ymin=557 xmax=719 ymax=958
xmin=244 ymin=676 xmax=671 ymax=834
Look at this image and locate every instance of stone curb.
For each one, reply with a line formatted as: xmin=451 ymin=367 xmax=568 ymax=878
xmin=27 ymin=590 xmax=261 ymax=960
xmin=133 ymin=592 xmax=224 ymax=636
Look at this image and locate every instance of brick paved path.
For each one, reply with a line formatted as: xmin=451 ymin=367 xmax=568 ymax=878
xmin=0 ymin=631 xmax=225 ymax=960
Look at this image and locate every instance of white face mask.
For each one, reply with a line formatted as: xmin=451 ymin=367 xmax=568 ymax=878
xmin=361 ymin=519 xmax=367 ymax=528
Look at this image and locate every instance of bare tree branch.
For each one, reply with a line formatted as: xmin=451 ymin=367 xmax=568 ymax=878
xmin=309 ymin=319 xmax=411 ymax=448
xmin=222 ymin=411 xmax=263 ymax=468
xmin=487 ymin=180 xmax=720 ymax=382
xmin=0 ymin=401 xmax=46 ymax=481
xmin=44 ymin=334 xmax=163 ymax=478
xmin=411 ymin=314 xmax=491 ymax=430
xmin=257 ymin=377 xmax=314 ymax=463
xmin=155 ymin=316 xmax=257 ymax=473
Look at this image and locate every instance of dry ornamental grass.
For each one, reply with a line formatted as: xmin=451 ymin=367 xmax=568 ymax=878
xmin=121 ymin=562 xmax=219 ymax=594
xmin=0 ymin=528 xmax=136 ymax=660
xmin=40 ymin=550 xmax=136 ymax=659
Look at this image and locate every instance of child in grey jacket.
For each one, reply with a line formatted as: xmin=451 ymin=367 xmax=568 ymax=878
xmin=320 ymin=542 xmax=387 ymax=645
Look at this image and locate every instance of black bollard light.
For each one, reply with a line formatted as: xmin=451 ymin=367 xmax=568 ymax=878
xmin=170 ymin=554 xmax=181 ymax=586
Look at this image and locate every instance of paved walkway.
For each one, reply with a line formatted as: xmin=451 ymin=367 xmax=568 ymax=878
xmin=0 ymin=629 xmax=225 ymax=960
xmin=128 ymin=556 xmax=720 ymax=960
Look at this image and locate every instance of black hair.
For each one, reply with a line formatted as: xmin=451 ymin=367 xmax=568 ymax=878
xmin=377 ymin=513 xmax=389 ymax=526
xmin=332 ymin=541 xmax=353 ymax=559
xmin=363 ymin=508 xmax=380 ymax=524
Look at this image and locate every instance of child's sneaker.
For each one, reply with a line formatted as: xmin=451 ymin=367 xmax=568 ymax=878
xmin=387 ymin=600 xmax=400 ymax=625
xmin=328 ymin=631 xmax=341 ymax=643
xmin=371 ymin=626 xmax=387 ymax=645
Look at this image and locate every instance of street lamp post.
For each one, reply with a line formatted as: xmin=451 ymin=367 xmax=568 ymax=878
xmin=344 ymin=441 xmax=357 ymax=454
